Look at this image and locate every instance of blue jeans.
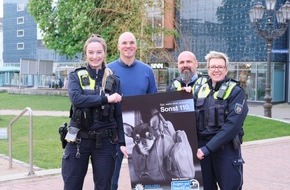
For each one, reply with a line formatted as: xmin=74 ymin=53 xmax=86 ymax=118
xmin=111 ymin=144 xmax=124 ymax=190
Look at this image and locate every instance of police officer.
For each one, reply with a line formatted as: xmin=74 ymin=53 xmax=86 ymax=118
xmin=167 ymin=51 xmax=207 ymax=93
xmin=194 ymin=51 xmax=248 ymax=190
xmin=61 ymin=34 xmax=128 ymax=190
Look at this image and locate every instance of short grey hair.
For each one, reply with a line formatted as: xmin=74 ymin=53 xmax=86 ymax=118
xmin=205 ymin=51 xmax=229 ymax=68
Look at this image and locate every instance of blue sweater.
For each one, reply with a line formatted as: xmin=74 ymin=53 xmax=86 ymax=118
xmin=107 ymin=59 xmax=158 ymax=96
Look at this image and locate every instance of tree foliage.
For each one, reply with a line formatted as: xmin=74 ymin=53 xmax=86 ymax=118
xmin=28 ymin=0 xmax=176 ymax=62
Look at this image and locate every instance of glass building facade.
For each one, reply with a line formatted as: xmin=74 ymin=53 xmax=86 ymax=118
xmin=151 ymin=0 xmax=289 ymax=103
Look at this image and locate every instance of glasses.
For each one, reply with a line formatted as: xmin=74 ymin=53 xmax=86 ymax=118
xmin=208 ymin=65 xmax=226 ymax=70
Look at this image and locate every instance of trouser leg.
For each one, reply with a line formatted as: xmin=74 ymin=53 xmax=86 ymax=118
xmin=111 ymin=144 xmax=124 ymax=190
xmin=91 ymin=138 xmax=117 ymax=190
xmin=62 ymin=142 xmax=90 ymax=190
xmin=213 ymin=143 xmax=244 ymax=190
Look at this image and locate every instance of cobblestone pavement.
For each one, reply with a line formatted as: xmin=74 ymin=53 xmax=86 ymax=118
xmin=0 ymin=103 xmax=290 ymax=189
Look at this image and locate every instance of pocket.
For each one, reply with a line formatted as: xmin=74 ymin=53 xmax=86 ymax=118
xmin=196 ymin=110 xmax=204 ymax=131
xmin=217 ymin=105 xmax=225 ymax=127
xmin=62 ymin=153 xmax=69 ymax=160
xmin=232 ymin=158 xmax=244 ymax=167
xmin=208 ymin=106 xmax=215 ymax=127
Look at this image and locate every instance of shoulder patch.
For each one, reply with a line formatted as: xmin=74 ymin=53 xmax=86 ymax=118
xmin=234 ymin=103 xmax=243 ymax=114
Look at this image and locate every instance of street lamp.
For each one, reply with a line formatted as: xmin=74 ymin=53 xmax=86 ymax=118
xmin=249 ymin=0 xmax=290 ymax=118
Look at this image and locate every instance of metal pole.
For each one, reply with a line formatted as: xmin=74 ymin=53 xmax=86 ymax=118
xmin=264 ymin=38 xmax=273 ymax=117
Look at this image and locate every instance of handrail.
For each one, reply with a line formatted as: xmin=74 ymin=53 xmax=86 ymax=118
xmin=8 ymin=107 xmax=35 ymax=176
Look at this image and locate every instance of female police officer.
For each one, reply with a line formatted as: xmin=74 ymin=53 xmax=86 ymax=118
xmin=194 ymin=51 xmax=248 ymax=190
xmin=62 ymin=34 xmax=128 ymax=190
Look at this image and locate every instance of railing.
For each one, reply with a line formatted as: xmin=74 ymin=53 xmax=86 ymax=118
xmin=8 ymin=107 xmax=35 ymax=175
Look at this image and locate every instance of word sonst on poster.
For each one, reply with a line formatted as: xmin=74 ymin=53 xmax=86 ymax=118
xmin=160 ymin=100 xmax=192 ymax=113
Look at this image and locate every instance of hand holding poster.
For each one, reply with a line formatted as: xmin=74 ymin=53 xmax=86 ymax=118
xmin=122 ymin=91 xmax=204 ymax=190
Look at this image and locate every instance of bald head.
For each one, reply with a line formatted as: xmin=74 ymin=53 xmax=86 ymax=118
xmin=118 ymin=32 xmax=136 ymax=45
xmin=178 ymin=51 xmax=197 ymax=63
xmin=177 ymin=51 xmax=198 ymax=83
xmin=117 ymin=32 xmax=138 ymax=64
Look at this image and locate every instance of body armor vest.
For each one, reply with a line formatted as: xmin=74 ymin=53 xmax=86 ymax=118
xmin=195 ymin=80 xmax=237 ymax=136
xmin=171 ymin=77 xmax=207 ymax=94
xmin=71 ymin=67 xmax=116 ymax=130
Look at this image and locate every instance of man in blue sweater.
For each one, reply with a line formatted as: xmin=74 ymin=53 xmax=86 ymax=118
xmin=107 ymin=31 xmax=158 ymax=190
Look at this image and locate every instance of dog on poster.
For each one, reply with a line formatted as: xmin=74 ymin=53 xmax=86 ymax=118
xmin=124 ymin=109 xmax=195 ymax=184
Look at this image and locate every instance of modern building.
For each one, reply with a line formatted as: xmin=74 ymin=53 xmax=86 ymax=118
xmin=149 ymin=0 xmax=289 ymax=104
xmin=1 ymin=0 xmax=289 ymax=104
xmin=1 ymin=0 xmax=79 ymax=88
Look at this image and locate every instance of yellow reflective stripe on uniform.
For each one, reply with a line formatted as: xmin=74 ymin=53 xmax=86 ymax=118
xmin=77 ymin=70 xmax=95 ymax=90
xmin=213 ymin=81 xmax=237 ymax=99
xmin=193 ymin=77 xmax=207 ymax=94
xmin=173 ymin=80 xmax=182 ymax=91
xmin=198 ymin=84 xmax=211 ymax=98
xmin=198 ymin=81 xmax=237 ymax=100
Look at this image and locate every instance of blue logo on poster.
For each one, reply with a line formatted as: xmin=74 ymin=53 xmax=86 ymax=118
xmin=171 ymin=180 xmax=191 ymax=190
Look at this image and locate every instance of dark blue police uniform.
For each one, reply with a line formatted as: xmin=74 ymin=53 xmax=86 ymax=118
xmin=62 ymin=65 xmax=125 ymax=190
xmin=194 ymin=77 xmax=248 ymax=190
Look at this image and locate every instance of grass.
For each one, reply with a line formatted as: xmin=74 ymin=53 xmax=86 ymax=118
xmin=244 ymin=115 xmax=290 ymax=141
xmin=0 ymin=92 xmax=289 ymax=169
xmin=0 ymin=92 xmax=70 ymax=111
xmin=0 ymin=115 xmax=67 ymax=169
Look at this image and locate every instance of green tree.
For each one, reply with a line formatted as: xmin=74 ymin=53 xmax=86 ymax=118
xmin=28 ymin=0 xmax=176 ymax=62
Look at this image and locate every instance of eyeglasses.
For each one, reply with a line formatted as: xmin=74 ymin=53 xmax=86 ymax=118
xmin=208 ymin=65 xmax=226 ymax=70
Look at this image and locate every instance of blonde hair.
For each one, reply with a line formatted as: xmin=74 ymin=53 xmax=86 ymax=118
xmin=83 ymin=34 xmax=107 ymax=64
xmin=205 ymin=51 xmax=229 ymax=68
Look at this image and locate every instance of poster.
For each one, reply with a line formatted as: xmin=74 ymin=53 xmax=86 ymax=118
xmin=122 ymin=91 xmax=204 ymax=190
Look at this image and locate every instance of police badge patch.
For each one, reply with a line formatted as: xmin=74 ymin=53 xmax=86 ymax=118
xmin=234 ymin=103 xmax=243 ymax=114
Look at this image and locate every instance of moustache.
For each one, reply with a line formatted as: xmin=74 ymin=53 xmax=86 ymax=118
xmin=181 ymin=67 xmax=191 ymax=72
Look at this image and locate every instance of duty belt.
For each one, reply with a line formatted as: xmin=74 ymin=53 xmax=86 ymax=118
xmin=78 ymin=128 xmax=115 ymax=139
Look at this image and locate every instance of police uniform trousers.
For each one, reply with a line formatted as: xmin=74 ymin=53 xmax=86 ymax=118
xmin=199 ymin=140 xmax=243 ymax=190
xmin=62 ymin=137 xmax=116 ymax=190
xmin=111 ymin=144 xmax=124 ymax=190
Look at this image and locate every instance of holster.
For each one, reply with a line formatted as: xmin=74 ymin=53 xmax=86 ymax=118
xmin=59 ymin=123 xmax=68 ymax=149
xmin=232 ymin=135 xmax=241 ymax=149
xmin=72 ymin=108 xmax=90 ymax=130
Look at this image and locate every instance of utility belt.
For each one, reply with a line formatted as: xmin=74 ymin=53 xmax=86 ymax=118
xmin=72 ymin=106 xmax=115 ymax=130
xmin=78 ymin=128 xmax=115 ymax=139
xmin=78 ymin=128 xmax=116 ymax=149
xmin=198 ymin=134 xmax=242 ymax=150
xmin=198 ymin=135 xmax=214 ymax=141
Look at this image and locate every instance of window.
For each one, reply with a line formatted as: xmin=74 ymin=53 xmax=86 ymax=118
xmin=17 ymin=4 xmax=25 ymax=11
xmin=17 ymin=43 xmax=24 ymax=50
xmin=17 ymin=30 xmax=24 ymax=37
xmin=17 ymin=17 xmax=24 ymax=24
xmin=145 ymin=0 xmax=175 ymax=49
xmin=146 ymin=0 xmax=164 ymax=48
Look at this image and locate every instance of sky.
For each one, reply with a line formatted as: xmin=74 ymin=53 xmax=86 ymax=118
xmin=0 ymin=0 xmax=3 ymax=18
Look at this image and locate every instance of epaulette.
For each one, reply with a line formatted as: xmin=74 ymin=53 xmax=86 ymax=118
xmin=74 ymin=67 xmax=86 ymax=72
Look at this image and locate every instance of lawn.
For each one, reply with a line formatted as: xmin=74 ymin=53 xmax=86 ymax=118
xmin=0 ymin=92 xmax=70 ymax=111
xmin=0 ymin=115 xmax=68 ymax=169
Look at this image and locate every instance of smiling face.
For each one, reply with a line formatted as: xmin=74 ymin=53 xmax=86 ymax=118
xmin=85 ymin=41 xmax=105 ymax=70
xmin=117 ymin=32 xmax=137 ymax=61
xmin=208 ymin=57 xmax=228 ymax=86
xmin=177 ymin=51 xmax=198 ymax=83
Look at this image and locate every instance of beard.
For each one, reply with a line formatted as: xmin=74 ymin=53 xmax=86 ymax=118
xmin=180 ymin=70 xmax=194 ymax=84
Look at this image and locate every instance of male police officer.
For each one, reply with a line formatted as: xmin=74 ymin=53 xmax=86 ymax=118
xmin=167 ymin=51 xmax=207 ymax=93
